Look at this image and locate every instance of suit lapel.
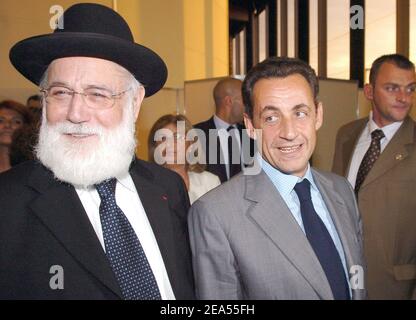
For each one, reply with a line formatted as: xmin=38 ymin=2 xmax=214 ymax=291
xmin=311 ymin=170 xmax=357 ymax=275
xmin=244 ymin=171 xmax=333 ymax=300
xmin=27 ymin=164 xmax=122 ymax=298
xmin=361 ymin=117 xmax=415 ymax=190
xmin=342 ymin=120 xmax=367 ymax=176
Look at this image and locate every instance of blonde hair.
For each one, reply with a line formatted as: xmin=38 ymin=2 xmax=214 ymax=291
xmin=148 ymin=114 xmax=205 ymax=173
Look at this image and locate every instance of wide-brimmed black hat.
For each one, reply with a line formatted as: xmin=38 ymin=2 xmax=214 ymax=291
xmin=9 ymin=3 xmax=167 ymax=97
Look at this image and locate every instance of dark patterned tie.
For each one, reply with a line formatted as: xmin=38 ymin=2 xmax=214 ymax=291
xmin=294 ymin=179 xmax=350 ymax=300
xmin=95 ymin=179 xmax=161 ymax=300
xmin=227 ymin=125 xmax=241 ymax=179
xmin=354 ymin=129 xmax=385 ymax=195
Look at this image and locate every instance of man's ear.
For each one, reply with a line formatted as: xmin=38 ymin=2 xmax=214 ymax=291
xmin=224 ymin=95 xmax=233 ymax=107
xmin=364 ymin=83 xmax=374 ymax=101
xmin=243 ymin=113 xmax=257 ymax=140
xmin=315 ymin=102 xmax=323 ymax=131
xmin=133 ymin=86 xmax=145 ymax=120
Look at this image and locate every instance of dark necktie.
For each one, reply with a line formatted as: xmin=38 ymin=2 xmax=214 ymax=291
xmin=95 ymin=179 xmax=161 ymax=300
xmin=227 ymin=125 xmax=241 ymax=179
xmin=294 ymin=179 xmax=350 ymax=300
xmin=354 ymin=129 xmax=385 ymax=195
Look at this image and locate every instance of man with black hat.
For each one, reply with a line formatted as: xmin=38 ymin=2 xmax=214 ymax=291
xmin=0 ymin=3 xmax=194 ymax=300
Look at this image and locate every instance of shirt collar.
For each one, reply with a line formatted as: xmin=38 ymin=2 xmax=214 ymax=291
xmin=117 ymin=172 xmax=136 ymax=192
xmin=368 ymin=111 xmax=403 ymax=142
xmin=258 ymin=153 xmax=316 ymax=197
xmin=213 ymin=114 xmax=233 ymax=130
xmin=75 ymin=171 xmax=135 ymax=194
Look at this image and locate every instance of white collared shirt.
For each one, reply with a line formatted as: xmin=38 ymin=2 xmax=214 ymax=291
xmin=347 ymin=112 xmax=403 ymax=188
xmin=75 ymin=173 xmax=175 ymax=300
xmin=213 ymin=114 xmax=241 ymax=180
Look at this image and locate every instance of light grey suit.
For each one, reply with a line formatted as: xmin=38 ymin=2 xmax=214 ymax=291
xmin=188 ymin=168 xmax=366 ymax=300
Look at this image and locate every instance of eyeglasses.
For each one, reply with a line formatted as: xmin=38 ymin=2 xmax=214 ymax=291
xmin=40 ymin=86 xmax=131 ymax=110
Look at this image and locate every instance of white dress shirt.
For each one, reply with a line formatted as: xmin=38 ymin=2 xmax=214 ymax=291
xmin=75 ymin=173 xmax=175 ymax=300
xmin=188 ymin=170 xmax=221 ymax=204
xmin=347 ymin=112 xmax=403 ymax=188
xmin=213 ymin=114 xmax=242 ymax=180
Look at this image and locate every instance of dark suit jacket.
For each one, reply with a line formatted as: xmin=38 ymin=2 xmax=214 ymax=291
xmin=0 ymin=159 xmax=195 ymax=300
xmin=194 ymin=117 xmax=254 ymax=183
xmin=332 ymin=116 xmax=416 ymax=300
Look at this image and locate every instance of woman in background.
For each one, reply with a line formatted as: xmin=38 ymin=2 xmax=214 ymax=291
xmin=148 ymin=114 xmax=221 ymax=204
xmin=0 ymin=100 xmax=32 ymax=173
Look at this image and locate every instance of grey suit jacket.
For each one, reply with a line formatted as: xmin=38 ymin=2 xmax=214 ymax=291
xmin=188 ymin=168 xmax=366 ymax=300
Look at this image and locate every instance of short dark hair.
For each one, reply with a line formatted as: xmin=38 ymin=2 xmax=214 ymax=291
xmin=369 ymin=54 xmax=415 ymax=86
xmin=242 ymin=57 xmax=319 ymax=118
xmin=0 ymin=100 xmax=32 ymax=125
xmin=26 ymin=95 xmax=41 ymax=104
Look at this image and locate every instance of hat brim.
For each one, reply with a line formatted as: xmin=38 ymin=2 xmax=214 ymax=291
xmin=9 ymin=32 xmax=168 ymax=97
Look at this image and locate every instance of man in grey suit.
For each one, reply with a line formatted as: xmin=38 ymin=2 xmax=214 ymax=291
xmin=188 ymin=57 xmax=366 ymax=300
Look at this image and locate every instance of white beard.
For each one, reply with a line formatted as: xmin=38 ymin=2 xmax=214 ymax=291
xmin=36 ymin=104 xmax=137 ymax=188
